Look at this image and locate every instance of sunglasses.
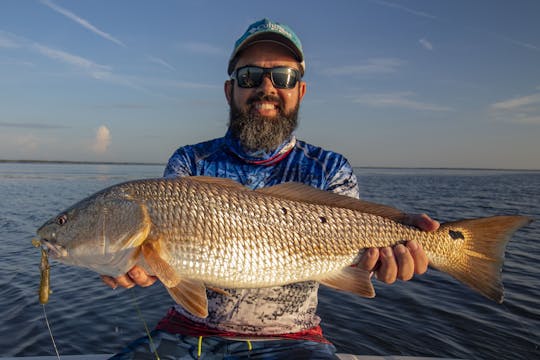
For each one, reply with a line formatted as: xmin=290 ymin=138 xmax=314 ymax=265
xmin=231 ymin=66 xmax=301 ymax=89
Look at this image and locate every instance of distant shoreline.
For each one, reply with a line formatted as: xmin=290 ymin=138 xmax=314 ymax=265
xmin=1 ymin=159 xmax=538 ymax=172
xmin=0 ymin=159 xmax=165 ymax=166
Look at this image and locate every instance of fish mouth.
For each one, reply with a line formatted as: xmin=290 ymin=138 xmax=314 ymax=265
xmin=39 ymin=239 xmax=68 ymax=258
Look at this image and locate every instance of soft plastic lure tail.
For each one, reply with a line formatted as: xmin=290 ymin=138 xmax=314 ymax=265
xmin=33 ymin=239 xmax=60 ymax=359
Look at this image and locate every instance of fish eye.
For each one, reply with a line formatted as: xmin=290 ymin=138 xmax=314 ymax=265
xmin=56 ymin=214 xmax=68 ymax=226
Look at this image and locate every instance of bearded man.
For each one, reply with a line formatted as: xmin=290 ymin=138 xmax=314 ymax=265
xmin=105 ymin=18 xmax=439 ymax=359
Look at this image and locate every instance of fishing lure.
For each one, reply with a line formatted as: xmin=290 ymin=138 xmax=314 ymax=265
xmin=33 ymin=238 xmax=51 ymax=304
xmin=39 ymin=247 xmax=51 ymax=304
xmin=33 ymin=239 xmax=60 ymax=359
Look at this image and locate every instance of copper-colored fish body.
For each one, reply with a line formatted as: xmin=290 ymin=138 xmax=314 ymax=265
xmin=36 ymin=176 xmax=533 ymax=317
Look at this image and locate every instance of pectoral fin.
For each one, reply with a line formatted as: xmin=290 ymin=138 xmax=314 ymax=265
xmin=140 ymin=235 xmax=181 ymax=288
xmin=166 ymin=279 xmax=209 ymax=318
xmin=140 ymin=234 xmax=210 ymax=318
xmin=319 ymin=266 xmax=375 ymax=298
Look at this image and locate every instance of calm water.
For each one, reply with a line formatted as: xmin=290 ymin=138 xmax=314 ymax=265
xmin=0 ymin=163 xmax=538 ymax=359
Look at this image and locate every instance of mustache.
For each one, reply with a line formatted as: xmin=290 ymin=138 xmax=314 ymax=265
xmin=247 ymin=93 xmax=284 ymax=109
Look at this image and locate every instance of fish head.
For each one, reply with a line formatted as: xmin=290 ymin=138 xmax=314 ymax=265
xmin=37 ymin=188 xmax=151 ymax=273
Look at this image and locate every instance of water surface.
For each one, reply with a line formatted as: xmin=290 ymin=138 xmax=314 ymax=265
xmin=0 ymin=163 xmax=538 ymax=359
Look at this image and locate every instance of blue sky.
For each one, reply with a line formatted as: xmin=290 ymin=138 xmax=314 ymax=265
xmin=1 ymin=0 xmax=539 ymax=169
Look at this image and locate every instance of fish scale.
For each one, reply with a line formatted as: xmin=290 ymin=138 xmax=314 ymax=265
xmin=124 ymin=179 xmax=477 ymax=284
xmin=36 ymin=176 xmax=532 ymax=318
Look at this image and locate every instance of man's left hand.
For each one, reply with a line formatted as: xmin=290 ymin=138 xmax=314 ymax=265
xmin=357 ymin=213 xmax=440 ymax=284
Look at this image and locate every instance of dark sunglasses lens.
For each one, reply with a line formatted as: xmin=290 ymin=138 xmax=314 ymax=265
xmin=271 ymin=68 xmax=298 ymax=89
xmin=237 ymin=67 xmax=264 ymax=88
xmin=235 ymin=67 xmax=299 ymax=89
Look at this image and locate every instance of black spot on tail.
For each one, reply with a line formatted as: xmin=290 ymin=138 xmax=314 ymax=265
xmin=449 ymin=230 xmax=465 ymax=240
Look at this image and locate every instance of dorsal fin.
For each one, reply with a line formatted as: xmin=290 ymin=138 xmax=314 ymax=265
xmin=185 ymin=176 xmax=248 ymax=191
xmin=257 ymin=182 xmax=407 ymax=223
xmin=184 ymin=176 xmax=406 ymax=223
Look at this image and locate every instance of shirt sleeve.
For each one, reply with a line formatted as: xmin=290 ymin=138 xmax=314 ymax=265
xmin=326 ymin=157 xmax=360 ymax=199
xmin=163 ymin=147 xmax=194 ymax=178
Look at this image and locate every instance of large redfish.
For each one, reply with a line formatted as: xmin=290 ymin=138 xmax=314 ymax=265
xmin=36 ymin=176 xmax=532 ymax=318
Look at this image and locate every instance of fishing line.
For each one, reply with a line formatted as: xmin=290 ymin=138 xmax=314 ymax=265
xmin=42 ymin=304 xmax=61 ymax=360
xmin=130 ymin=289 xmax=161 ymax=360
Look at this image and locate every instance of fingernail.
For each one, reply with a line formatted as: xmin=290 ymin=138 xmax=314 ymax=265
xmin=420 ymin=217 xmax=430 ymax=227
xmin=382 ymin=248 xmax=393 ymax=257
xmin=395 ymin=244 xmax=407 ymax=255
xmin=408 ymin=241 xmax=419 ymax=251
xmin=129 ymin=269 xmax=140 ymax=279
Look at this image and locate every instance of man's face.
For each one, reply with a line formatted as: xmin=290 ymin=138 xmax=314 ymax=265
xmin=225 ymin=42 xmax=306 ymax=152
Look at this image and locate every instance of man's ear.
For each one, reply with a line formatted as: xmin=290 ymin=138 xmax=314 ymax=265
xmin=298 ymin=81 xmax=306 ymax=102
xmin=224 ymin=80 xmax=233 ymax=105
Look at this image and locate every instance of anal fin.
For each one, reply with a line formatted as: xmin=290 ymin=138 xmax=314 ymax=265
xmin=319 ymin=266 xmax=375 ymax=298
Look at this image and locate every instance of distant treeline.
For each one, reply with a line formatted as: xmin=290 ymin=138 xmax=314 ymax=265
xmin=0 ymin=159 xmax=165 ymax=166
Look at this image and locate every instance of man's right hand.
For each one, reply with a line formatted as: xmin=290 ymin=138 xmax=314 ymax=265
xmin=101 ymin=265 xmax=158 ymax=289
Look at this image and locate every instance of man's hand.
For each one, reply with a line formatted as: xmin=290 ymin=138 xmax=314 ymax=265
xmin=358 ymin=213 xmax=440 ymax=284
xmin=101 ymin=265 xmax=158 ymax=289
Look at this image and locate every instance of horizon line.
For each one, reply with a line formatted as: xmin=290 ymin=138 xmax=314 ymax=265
xmin=1 ymin=159 xmax=539 ymax=172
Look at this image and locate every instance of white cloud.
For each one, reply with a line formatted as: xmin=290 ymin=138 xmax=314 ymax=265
xmin=92 ymin=125 xmax=111 ymax=154
xmin=352 ymin=92 xmax=453 ymax=111
xmin=490 ymin=92 xmax=540 ymax=124
xmin=509 ymin=115 xmax=540 ymax=125
xmin=324 ymin=58 xmax=403 ymax=76
xmin=40 ymin=0 xmax=126 ymax=47
xmin=0 ymin=31 xmax=22 ymax=48
xmin=0 ymin=31 xmax=111 ymax=78
xmin=181 ymin=42 xmax=224 ymax=56
xmin=32 ymin=43 xmax=112 ymax=79
xmin=499 ymin=35 xmax=539 ymax=51
xmin=419 ymin=38 xmax=433 ymax=51
xmin=15 ymin=134 xmax=40 ymax=152
xmin=30 ymin=42 xmax=148 ymax=91
xmin=370 ymin=0 xmax=437 ymax=20
xmin=147 ymin=55 xmax=177 ymax=72
xmin=490 ymin=93 xmax=540 ymax=110
xmin=2 ymin=29 xmax=145 ymax=90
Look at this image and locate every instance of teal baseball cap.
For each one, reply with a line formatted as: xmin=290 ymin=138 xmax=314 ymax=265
xmin=228 ymin=18 xmax=305 ymax=76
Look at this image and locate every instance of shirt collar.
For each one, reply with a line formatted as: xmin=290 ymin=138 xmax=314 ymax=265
xmin=224 ymin=130 xmax=296 ymax=166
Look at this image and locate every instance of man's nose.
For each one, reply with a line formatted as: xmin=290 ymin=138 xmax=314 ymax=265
xmin=257 ymin=73 xmax=277 ymax=93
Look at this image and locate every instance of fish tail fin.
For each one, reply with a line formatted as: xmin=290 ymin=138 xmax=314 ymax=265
xmin=436 ymin=215 xmax=532 ymax=303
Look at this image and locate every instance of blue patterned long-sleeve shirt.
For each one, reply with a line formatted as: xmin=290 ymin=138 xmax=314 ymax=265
xmin=163 ymin=131 xmax=359 ymax=335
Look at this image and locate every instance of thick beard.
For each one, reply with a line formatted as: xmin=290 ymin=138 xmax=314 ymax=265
xmin=228 ymin=91 xmax=299 ymax=153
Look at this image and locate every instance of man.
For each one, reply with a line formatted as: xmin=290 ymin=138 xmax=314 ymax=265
xmin=104 ymin=18 xmax=439 ymax=359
